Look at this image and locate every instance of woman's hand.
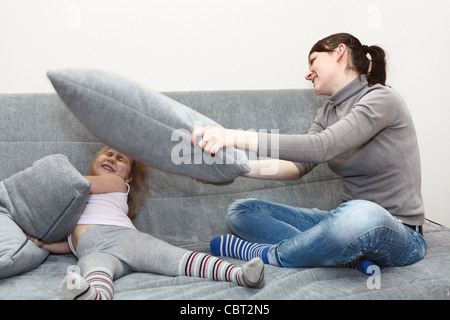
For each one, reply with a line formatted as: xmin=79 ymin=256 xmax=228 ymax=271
xmin=191 ymin=126 xmax=259 ymax=154
xmin=190 ymin=126 xmax=231 ymax=155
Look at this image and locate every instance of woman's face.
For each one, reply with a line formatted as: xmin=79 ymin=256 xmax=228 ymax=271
xmin=305 ymin=50 xmax=341 ymax=96
xmin=92 ymin=148 xmax=133 ymax=183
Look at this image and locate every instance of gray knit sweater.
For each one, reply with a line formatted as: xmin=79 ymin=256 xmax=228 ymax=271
xmin=258 ymin=75 xmax=424 ymax=225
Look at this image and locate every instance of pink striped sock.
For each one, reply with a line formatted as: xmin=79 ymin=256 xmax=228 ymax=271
xmin=180 ymin=252 xmax=264 ymax=288
xmin=84 ymin=269 xmax=114 ymax=300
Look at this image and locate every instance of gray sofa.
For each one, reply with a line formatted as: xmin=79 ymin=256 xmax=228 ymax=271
xmin=1 ymin=90 xmax=450 ymax=300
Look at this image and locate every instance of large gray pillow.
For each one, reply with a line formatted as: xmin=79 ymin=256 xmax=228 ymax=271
xmin=0 ymin=154 xmax=90 ymax=279
xmin=47 ymin=69 xmax=250 ymax=183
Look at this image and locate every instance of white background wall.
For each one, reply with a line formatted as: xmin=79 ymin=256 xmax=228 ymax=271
xmin=1 ymin=0 xmax=449 ymax=226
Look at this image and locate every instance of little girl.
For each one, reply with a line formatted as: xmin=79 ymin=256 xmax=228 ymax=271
xmin=28 ymin=146 xmax=264 ymax=300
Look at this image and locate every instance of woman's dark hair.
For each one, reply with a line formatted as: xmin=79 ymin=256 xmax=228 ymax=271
xmin=309 ymin=33 xmax=387 ymax=86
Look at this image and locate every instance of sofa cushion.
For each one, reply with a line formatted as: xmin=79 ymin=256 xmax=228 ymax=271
xmin=47 ymin=69 xmax=250 ymax=183
xmin=0 ymin=154 xmax=90 ymax=278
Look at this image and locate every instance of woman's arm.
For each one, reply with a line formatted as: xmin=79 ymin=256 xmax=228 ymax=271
xmin=191 ymin=88 xmax=398 ymax=164
xmin=190 ymin=127 xmax=301 ymax=181
xmin=84 ymin=174 xmax=128 ymax=194
xmin=244 ymin=159 xmax=301 ymax=180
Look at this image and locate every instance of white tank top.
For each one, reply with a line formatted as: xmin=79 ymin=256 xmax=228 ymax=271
xmin=77 ymin=183 xmax=136 ymax=229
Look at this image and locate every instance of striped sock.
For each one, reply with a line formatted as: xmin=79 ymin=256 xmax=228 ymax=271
xmin=210 ymin=234 xmax=270 ymax=263
xmin=84 ymin=269 xmax=114 ymax=300
xmin=58 ymin=268 xmax=114 ymax=300
xmin=180 ymin=251 xmax=265 ymax=288
xmin=342 ymin=258 xmax=377 ymax=275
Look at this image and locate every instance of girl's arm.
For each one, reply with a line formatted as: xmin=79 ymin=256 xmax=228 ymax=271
xmin=26 ymin=176 xmax=126 ymax=254
xmin=84 ymin=174 xmax=128 ymax=194
xmin=26 ymin=234 xmax=71 ymax=254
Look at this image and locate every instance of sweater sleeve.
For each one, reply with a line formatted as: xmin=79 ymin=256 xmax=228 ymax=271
xmin=288 ymin=109 xmax=324 ymax=176
xmin=257 ymin=87 xmax=396 ymax=163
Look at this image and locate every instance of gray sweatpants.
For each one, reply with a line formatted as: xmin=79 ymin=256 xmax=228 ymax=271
xmin=75 ymin=225 xmax=189 ymax=280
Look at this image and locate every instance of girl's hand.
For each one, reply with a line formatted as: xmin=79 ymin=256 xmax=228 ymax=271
xmin=25 ymin=233 xmax=44 ymax=248
xmin=25 ymin=233 xmax=71 ymax=254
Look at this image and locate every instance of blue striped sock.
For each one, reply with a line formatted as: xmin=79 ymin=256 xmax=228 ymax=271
xmin=342 ymin=258 xmax=377 ymax=275
xmin=210 ymin=234 xmax=270 ymax=264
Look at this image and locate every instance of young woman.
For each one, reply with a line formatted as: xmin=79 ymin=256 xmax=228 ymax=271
xmin=191 ymin=33 xmax=426 ymax=272
xmin=28 ymin=146 xmax=264 ymax=300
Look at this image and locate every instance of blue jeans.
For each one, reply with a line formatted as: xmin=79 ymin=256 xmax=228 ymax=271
xmin=227 ymin=199 xmax=427 ymax=268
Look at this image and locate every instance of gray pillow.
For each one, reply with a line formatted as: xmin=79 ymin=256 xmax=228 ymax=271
xmin=47 ymin=69 xmax=250 ymax=183
xmin=1 ymin=154 xmax=91 ymax=243
xmin=0 ymin=154 xmax=90 ymax=278
xmin=0 ymin=212 xmax=48 ymax=279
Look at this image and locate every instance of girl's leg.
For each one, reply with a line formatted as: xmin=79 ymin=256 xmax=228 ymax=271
xmin=59 ymin=251 xmax=128 ymax=300
xmin=110 ymin=228 xmax=265 ymax=288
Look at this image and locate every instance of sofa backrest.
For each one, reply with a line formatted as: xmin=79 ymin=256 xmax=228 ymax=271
xmin=0 ymin=91 xmax=341 ymax=243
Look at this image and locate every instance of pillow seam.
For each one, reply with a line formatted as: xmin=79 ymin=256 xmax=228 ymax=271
xmin=52 ymin=74 xmax=191 ymax=133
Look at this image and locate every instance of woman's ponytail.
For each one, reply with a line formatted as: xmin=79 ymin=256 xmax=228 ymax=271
xmin=365 ymin=45 xmax=387 ymax=86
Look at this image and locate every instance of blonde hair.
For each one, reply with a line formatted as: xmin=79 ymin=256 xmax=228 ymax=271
xmin=86 ymin=146 xmax=151 ymax=219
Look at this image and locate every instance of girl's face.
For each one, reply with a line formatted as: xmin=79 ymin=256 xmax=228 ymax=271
xmin=92 ymin=148 xmax=133 ymax=183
